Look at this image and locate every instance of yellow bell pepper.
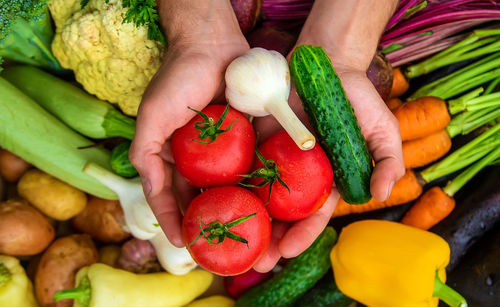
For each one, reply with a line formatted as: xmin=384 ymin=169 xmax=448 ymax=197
xmin=330 ymin=220 xmax=467 ymax=307
xmin=0 ymin=255 xmax=38 ymax=307
xmin=185 ymin=295 xmax=235 ymax=307
xmin=53 ymin=263 xmax=213 ymax=307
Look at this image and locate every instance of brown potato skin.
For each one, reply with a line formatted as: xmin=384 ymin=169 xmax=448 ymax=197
xmin=72 ymin=196 xmax=130 ymax=243
xmin=35 ymin=234 xmax=98 ymax=307
xmin=18 ymin=169 xmax=87 ymax=220
xmin=0 ymin=199 xmax=55 ymax=256
xmin=0 ymin=149 xmax=31 ymax=182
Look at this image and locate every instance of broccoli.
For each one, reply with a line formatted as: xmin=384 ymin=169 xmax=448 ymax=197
xmin=0 ymin=0 xmax=63 ymax=71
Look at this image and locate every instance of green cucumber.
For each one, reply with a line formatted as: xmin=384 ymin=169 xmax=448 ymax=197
xmin=110 ymin=141 xmax=138 ymax=178
xmin=293 ymin=270 xmax=353 ymax=307
xmin=290 ymin=45 xmax=373 ymax=204
xmin=235 ymin=227 xmax=337 ymax=307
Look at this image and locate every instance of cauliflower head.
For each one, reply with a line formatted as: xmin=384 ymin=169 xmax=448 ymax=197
xmin=49 ymin=0 xmax=165 ymax=116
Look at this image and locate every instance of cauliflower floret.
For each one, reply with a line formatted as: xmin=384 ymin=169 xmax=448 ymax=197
xmin=49 ymin=0 xmax=165 ymax=116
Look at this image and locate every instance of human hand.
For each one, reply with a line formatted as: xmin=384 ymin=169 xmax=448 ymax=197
xmin=252 ymin=64 xmax=404 ymax=272
xmin=129 ymin=1 xmax=249 ymax=247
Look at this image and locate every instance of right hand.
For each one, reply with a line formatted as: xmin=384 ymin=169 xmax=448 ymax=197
xmin=129 ymin=33 xmax=249 ymax=247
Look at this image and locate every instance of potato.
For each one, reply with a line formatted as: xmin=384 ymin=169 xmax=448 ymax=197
xmin=35 ymin=234 xmax=98 ymax=307
xmin=18 ymin=169 xmax=87 ymax=220
xmin=0 ymin=148 xmax=31 ymax=182
xmin=98 ymin=245 xmax=121 ymax=267
xmin=71 ymin=196 xmax=130 ymax=243
xmin=0 ymin=199 xmax=55 ymax=256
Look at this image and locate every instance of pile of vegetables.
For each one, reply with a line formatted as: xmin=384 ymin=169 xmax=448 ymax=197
xmin=1 ymin=1 xmax=500 ymax=306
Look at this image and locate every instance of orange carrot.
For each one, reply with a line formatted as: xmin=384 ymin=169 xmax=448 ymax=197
xmin=402 ymin=130 xmax=452 ymax=169
xmin=393 ymin=96 xmax=451 ymax=141
xmin=389 ymin=67 xmax=409 ymax=98
xmin=332 ymin=169 xmax=423 ymax=217
xmin=400 ymin=186 xmax=455 ymax=230
xmin=385 ymin=97 xmax=403 ymax=110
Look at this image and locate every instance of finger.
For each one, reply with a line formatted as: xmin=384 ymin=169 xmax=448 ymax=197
xmin=172 ymin=167 xmax=200 ymax=214
xmin=158 ymin=140 xmax=174 ymax=164
xmin=277 ymin=191 xmax=339 ymax=258
xmin=340 ymin=75 xmax=404 ymax=202
xmin=145 ymin=163 xmax=184 ymax=247
xmin=253 ymin=220 xmax=290 ymax=273
xmin=130 ymin=55 xmax=222 ymax=196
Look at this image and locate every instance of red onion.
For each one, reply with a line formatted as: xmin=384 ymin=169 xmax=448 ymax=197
xmin=231 ymin=0 xmax=262 ymax=34
xmin=117 ymin=238 xmax=162 ymax=273
xmin=224 ymin=268 xmax=273 ymax=298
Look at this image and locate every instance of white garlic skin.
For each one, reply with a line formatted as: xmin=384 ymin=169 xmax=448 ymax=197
xmin=225 ymin=47 xmax=291 ymax=117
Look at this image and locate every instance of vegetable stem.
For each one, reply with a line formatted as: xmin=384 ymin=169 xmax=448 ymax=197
xmin=82 ymin=162 xmax=129 ymax=195
xmin=405 ymin=31 xmax=500 ymax=79
xmin=433 ymin=272 xmax=468 ymax=307
xmin=53 ymin=276 xmax=91 ymax=307
xmin=0 ymin=263 xmax=12 ymax=288
xmin=265 ymin=100 xmax=315 ymax=150
xmin=102 ymin=109 xmax=136 ymax=140
xmin=421 ymin=123 xmax=500 ymax=183
xmin=443 ymin=145 xmax=500 ymax=197
xmin=447 ymin=87 xmax=483 ymax=115
xmin=484 ymin=76 xmax=500 ymax=95
xmin=447 ymin=107 xmax=500 ymax=138
xmin=409 ymin=52 xmax=500 ymax=100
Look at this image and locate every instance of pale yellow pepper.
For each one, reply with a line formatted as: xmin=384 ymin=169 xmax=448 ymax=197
xmin=54 ymin=263 xmax=213 ymax=307
xmin=330 ymin=220 xmax=467 ymax=307
xmin=185 ymin=295 xmax=235 ymax=307
xmin=0 ymin=255 xmax=38 ymax=307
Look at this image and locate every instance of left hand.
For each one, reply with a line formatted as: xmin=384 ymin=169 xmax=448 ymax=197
xmin=252 ymin=59 xmax=404 ymax=272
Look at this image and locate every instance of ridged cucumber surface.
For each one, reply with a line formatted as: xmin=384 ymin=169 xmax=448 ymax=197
xmin=110 ymin=141 xmax=139 ymax=178
xmin=290 ymin=45 xmax=373 ymax=204
xmin=235 ymin=227 xmax=337 ymax=307
xmin=293 ymin=270 xmax=353 ymax=307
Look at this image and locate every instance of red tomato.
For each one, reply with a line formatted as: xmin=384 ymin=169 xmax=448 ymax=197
xmin=171 ymin=104 xmax=255 ymax=188
xmin=248 ymin=130 xmax=333 ymax=221
xmin=182 ymin=186 xmax=271 ymax=276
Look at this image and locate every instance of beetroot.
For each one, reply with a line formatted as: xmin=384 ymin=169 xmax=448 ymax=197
xmin=245 ymin=26 xmax=297 ymax=56
xmin=231 ymin=0 xmax=262 ymax=34
xmin=224 ymin=268 xmax=273 ymax=298
xmin=367 ymin=50 xmax=394 ymax=101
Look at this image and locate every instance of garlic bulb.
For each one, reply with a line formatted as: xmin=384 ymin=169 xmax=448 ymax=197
xmin=225 ymin=47 xmax=315 ymax=150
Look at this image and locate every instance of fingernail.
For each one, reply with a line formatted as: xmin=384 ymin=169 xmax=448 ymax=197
xmin=142 ymin=178 xmax=152 ymax=196
xmin=386 ymin=180 xmax=395 ymax=200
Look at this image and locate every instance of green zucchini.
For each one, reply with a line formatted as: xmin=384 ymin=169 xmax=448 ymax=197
xmin=293 ymin=270 xmax=353 ymax=307
xmin=2 ymin=66 xmax=136 ymax=140
xmin=236 ymin=227 xmax=337 ymax=307
xmin=110 ymin=141 xmax=139 ymax=178
xmin=290 ymin=45 xmax=373 ymax=204
xmin=0 ymin=77 xmax=117 ymax=200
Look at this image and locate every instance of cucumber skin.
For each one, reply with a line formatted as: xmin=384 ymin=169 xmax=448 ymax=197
xmin=110 ymin=141 xmax=139 ymax=178
xmin=290 ymin=45 xmax=373 ymax=204
xmin=293 ymin=270 xmax=353 ymax=307
xmin=235 ymin=227 xmax=337 ymax=307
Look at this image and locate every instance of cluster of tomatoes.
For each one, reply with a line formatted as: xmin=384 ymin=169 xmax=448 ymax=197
xmin=172 ymin=104 xmax=333 ymax=276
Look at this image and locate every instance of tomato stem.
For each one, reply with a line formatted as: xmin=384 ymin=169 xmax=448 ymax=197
xmin=187 ymin=213 xmax=257 ymax=249
xmin=238 ymin=148 xmax=290 ymax=204
xmin=188 ymin=103 xmax=237 ymax=144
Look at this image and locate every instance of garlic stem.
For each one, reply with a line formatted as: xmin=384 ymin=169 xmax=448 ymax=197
xmin=265 ymin=100 xmax=315 ymax=150
xmin=225 ymin=47 xmax=316 ymax=150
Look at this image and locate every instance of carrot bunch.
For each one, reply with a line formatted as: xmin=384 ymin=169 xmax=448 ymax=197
xmin=332 ymin=75 xmax=500 ymax=218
